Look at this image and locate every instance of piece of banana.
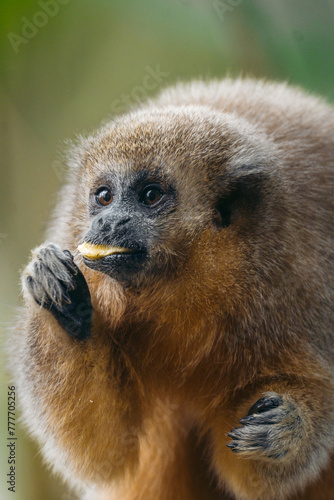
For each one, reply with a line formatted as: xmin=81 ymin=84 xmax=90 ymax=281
xmin=77 ymin=242 xmax=133 ymax=260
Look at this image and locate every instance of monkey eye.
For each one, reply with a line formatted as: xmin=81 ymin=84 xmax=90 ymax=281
xmin=95 ymin=187 xmax=113 ymax=206
xmin=140 ymin=184 xmax=165 ymax=207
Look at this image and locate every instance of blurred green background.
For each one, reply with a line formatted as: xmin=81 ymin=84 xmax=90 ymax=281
xmin=1 ymin=0 xmax=334 ymax=498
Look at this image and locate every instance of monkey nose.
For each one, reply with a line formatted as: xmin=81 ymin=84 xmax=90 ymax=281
xmin=96 ymin=217 xmax=111 ymax=233
xmin=93 ymin=214 xmax=132 ymax=238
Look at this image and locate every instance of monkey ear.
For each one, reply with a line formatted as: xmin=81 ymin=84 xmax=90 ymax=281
xmin=213 ymin=165 xmax=270 ymax=229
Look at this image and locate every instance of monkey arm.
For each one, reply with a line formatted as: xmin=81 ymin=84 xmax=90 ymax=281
xmin=14 ymin=243 xmax=142 ymax=487
xmin=207 ymin=378 xmax=334 ymax=500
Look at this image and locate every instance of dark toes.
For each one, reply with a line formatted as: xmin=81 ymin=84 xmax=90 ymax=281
xmin=226 ymin=441 xmax=240 ymax=453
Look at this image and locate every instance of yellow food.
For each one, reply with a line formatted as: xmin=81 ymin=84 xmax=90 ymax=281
xmin=77 ymin=242 xmax=133 ymax=260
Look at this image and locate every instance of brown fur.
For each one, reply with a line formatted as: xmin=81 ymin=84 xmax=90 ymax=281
xmin=11 ymin=78 xmax=334 ymax=499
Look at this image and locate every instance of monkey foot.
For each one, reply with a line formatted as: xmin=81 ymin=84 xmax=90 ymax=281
xmin=226 ymin=392 xmax=303 ymax=461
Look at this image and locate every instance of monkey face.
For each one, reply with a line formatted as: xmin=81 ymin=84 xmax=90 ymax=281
xmin=79 ymin=167 xmax=179 ymax=286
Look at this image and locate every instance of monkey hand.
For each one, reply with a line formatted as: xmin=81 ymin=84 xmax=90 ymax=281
xmin=227 ymin=392 xmax=305 ymax=461
xmin=23 ymin=243 xmax=92 ymax=340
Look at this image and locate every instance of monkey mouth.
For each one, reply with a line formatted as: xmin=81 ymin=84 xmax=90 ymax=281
xmin=78 ymin=241 xmax=148 ymax=280
xmin=77 ymin=242 xmax=138 ymax=261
